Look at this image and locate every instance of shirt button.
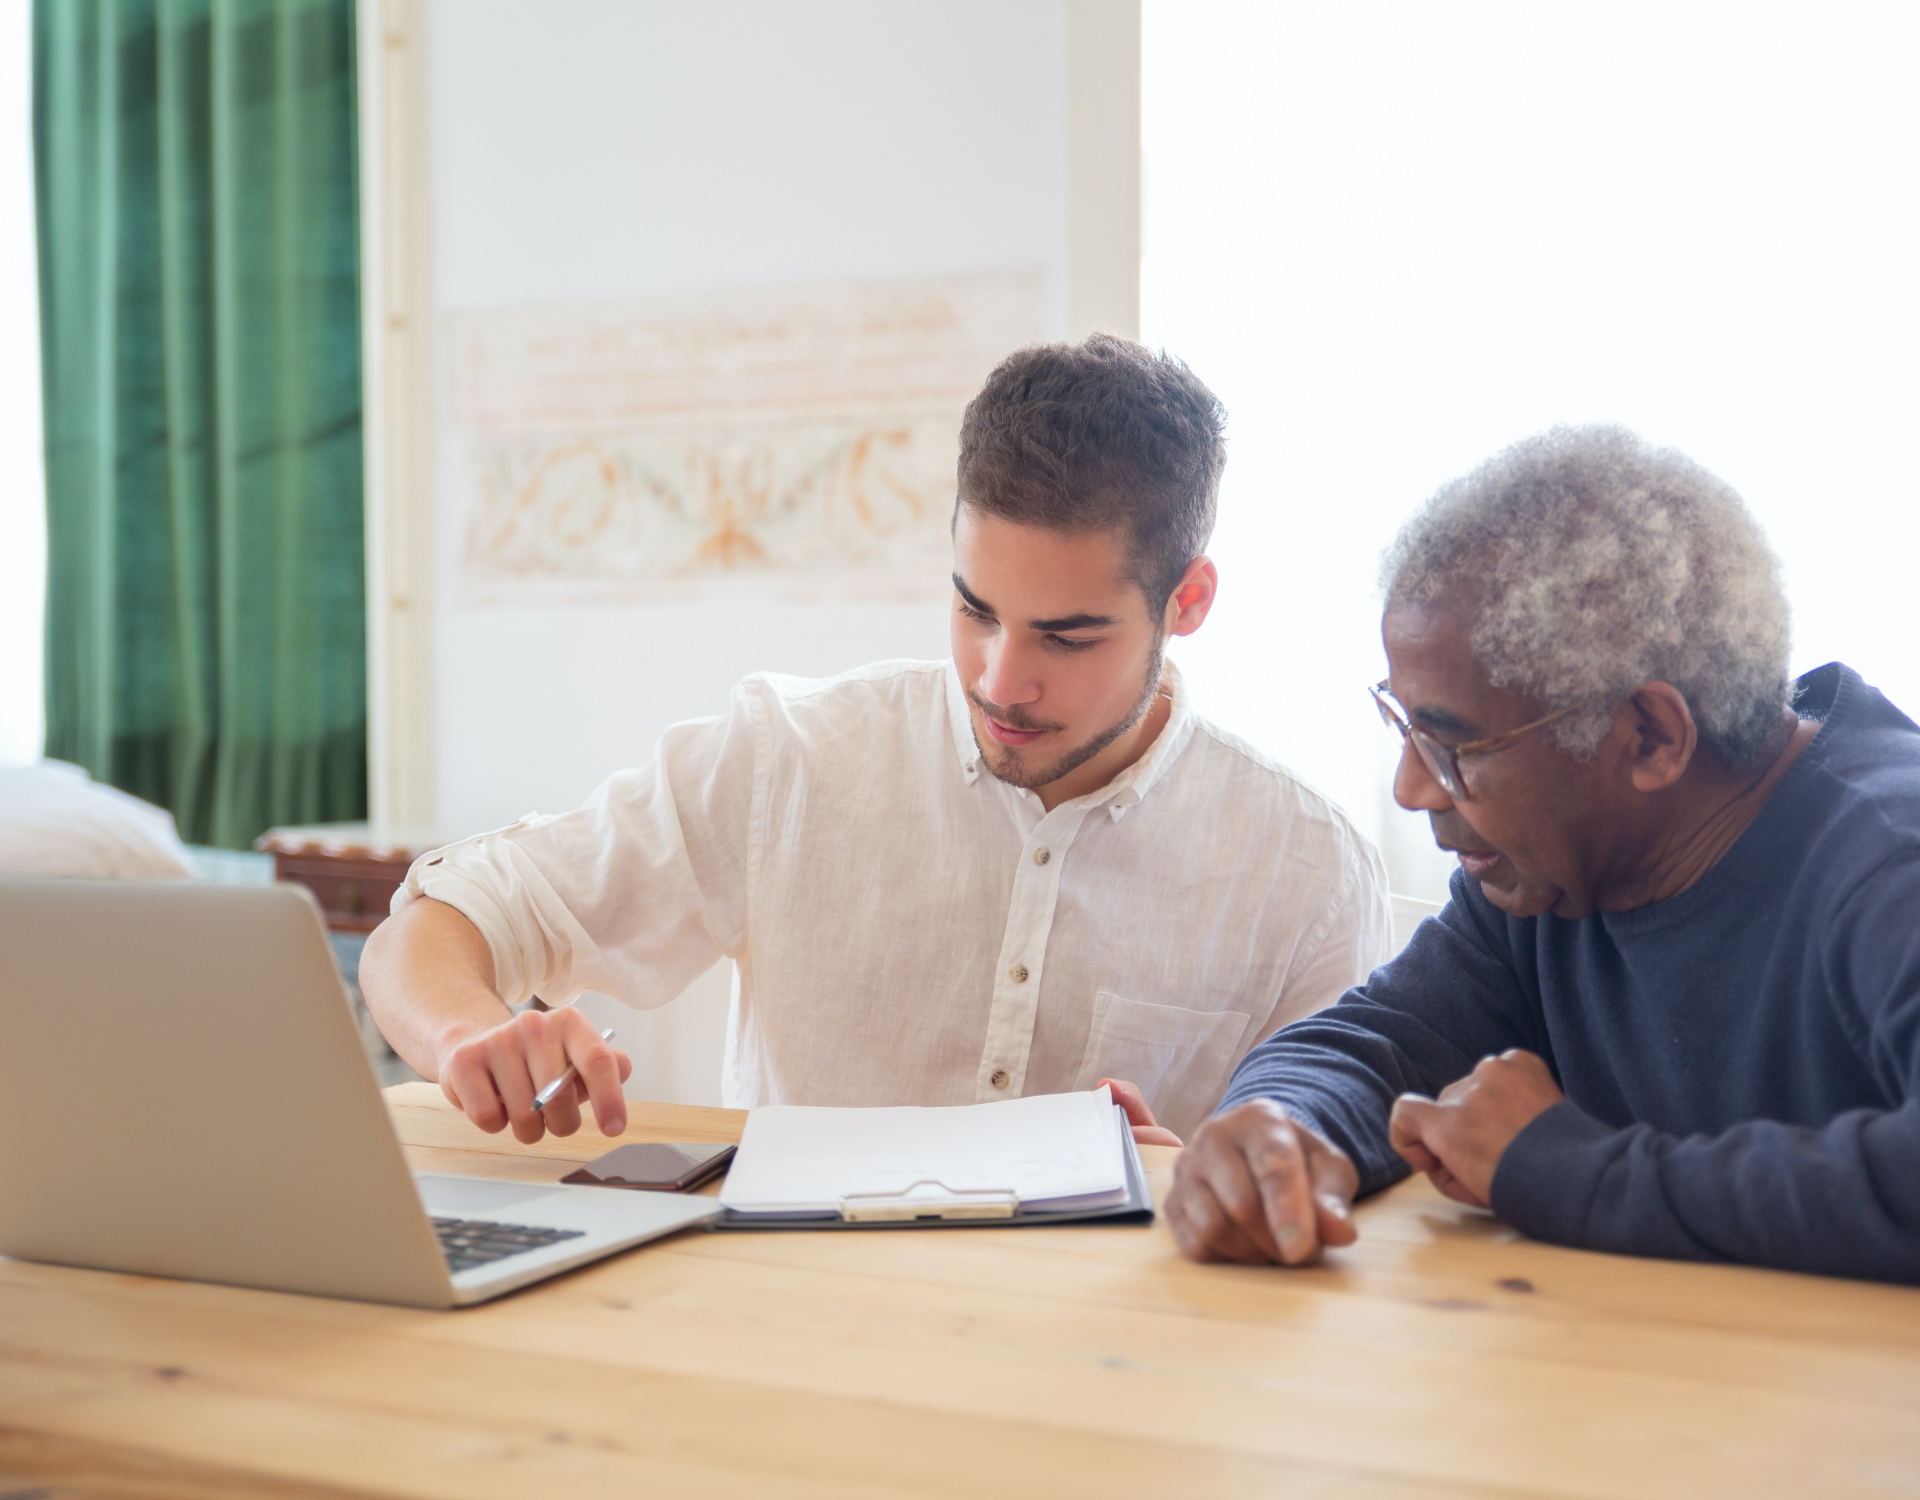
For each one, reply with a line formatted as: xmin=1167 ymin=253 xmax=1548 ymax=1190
xmin=1033 ymin=848 xmax=1050 ymax=865
xmin=990 ymin=1069 xmax=1009 ymax=1088
xmin=1009 ymin=964 xmax=1029 ymax=983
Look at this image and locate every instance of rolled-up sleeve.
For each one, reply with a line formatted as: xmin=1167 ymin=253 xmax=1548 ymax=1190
xmin=394 ymin=684 xmax=762 ymax=1009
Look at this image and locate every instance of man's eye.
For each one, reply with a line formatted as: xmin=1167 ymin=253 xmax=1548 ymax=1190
xmin=958 ymin=602 xmax=993 ymax=623
xmin=1048 ymin=635 xmax=1098 ymax=653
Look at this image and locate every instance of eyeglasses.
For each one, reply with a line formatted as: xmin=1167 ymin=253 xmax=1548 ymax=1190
xmin=1369 ymin=680 xmax=1598 ymax=801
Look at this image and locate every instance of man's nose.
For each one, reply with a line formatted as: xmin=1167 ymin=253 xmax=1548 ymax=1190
xmin=978 ymin=636 xmax=1042 ymax=707
xmin=1393 ymin=737 xmax=1454 ymax=813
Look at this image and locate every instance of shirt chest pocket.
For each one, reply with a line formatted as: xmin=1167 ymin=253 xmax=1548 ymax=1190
xmin=1070 ymin=990 xmax=1252 ymax=1141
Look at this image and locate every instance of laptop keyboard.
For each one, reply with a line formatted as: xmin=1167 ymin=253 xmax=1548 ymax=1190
xmin=432 ymin=1216 xmax=586 ymax=1274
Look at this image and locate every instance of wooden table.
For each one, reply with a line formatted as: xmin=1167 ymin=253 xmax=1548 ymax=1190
xmin=4 ymin=1086 xmax=1918 ymax=1499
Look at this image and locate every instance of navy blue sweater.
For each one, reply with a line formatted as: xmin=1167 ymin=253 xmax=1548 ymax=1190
xmin=1219 ymin=663 xmax=1920 ymax=1283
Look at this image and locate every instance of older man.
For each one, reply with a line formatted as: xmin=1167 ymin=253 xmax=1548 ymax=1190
xmin=1168 ymin=425 xmax=1920 ymax=1283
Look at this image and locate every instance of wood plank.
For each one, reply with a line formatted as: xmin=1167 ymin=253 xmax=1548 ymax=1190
xmin=0 ymin=1427 xmax=373 ymax=1500
xmin=0 ymin=1273 xmax=1520 ymax=1500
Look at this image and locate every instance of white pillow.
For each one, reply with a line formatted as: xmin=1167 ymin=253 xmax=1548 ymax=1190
xmin=0 ymin=761 xmax=196 ymax=880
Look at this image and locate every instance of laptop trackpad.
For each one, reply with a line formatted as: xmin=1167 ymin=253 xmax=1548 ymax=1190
xmin=415 ymin=1174 xmax=570 ymax=1217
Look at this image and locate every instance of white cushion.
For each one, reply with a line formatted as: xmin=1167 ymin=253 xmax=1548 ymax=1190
xmin=0 ymin=761 xmax=195 ymax=880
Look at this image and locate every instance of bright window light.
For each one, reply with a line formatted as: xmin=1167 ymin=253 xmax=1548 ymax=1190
xmin=0 ymin=0 xmax=42 ymax=767
xmin=1147 ymin=1 xmax=1920 ymax=899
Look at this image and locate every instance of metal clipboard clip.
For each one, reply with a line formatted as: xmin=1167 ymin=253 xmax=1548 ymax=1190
xmin=837 ymin=1180 xmax=1021 ymax=1223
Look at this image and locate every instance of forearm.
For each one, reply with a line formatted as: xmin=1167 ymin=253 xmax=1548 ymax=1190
xmin=1219 ymin=1022 xmax=1423 ymax=1196
xmin=360 ymin=897 xmax=514 ymax=1081
xmin=1220 ymin=979 xmax=1522 ymax=1197
xmin=1224 ymin=876 xmax=1542 ymax=1191
xmin=1492 ymin=1100 xmax=1920 ymax=1284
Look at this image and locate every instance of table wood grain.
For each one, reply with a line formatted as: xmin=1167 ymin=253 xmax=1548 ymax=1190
xmin=3 ymin=1083 xmax=1917 ymax=1498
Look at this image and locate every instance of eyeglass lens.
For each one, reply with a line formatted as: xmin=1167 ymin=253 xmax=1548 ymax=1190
xmin=1409 ymin=732 xmax=1465 ymax=799
xmin=1374 ymin=683 xmax=1467 ymax=799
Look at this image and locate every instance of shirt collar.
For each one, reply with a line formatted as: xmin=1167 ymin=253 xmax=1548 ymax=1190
xmin=944 ymin=660 xmax=985 ymax=785
xmin=1087 ymin=657 xmax=1195 ymax=820
xmin=942 ymin=657 xmax=1198 ymax=817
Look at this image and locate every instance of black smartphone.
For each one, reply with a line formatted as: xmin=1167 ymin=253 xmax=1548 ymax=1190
xmin=561 ymin=1141 xmax=737 ymax=1192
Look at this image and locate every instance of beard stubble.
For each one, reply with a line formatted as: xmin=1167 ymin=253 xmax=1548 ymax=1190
xmin=970 ymin=636 xmax=1168 ymax=793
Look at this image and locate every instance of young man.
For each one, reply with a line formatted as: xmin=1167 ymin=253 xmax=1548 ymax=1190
xmin=1168 ymin=426 xmax=1920 ymax=1283
xmin=362 ymin=335 xmax=1390 ymax=1148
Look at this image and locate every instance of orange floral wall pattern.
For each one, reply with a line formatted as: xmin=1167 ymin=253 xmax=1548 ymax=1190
xmin=447 ymin=272 xmax=1044 ymax=604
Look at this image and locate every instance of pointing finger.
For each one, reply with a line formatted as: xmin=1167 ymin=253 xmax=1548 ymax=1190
xmin=1246 ymin=1126 xmax=1321 ymax=1265
xmin=556 ymin=1011 xmax=628 ymax=1136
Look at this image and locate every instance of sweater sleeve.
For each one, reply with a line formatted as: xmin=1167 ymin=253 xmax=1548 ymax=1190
xmin=1216 ymin=872 xmax=1547 ymax=1195
xmin=1490 ymin=854 xmax=1920 ymax=1285
xmin=1490 ymin=1101 xmax=1920 ymax=1283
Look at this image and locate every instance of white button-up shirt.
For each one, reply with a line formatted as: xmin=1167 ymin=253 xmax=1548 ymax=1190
xmin=398 ymin=659 xmax=1391 ymax=1138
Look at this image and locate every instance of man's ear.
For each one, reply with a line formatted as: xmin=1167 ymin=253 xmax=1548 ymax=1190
xmin=1622 ymin=682 xmax=1698 ymax=792
xmin=1164 ymin=556 xmax=1218 ymax=638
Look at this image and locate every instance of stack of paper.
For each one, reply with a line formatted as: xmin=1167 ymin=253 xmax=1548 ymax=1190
xmin=719 ymin=1086 xmax=1140 ymax=1224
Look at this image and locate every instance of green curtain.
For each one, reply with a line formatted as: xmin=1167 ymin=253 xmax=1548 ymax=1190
xmin=34 ymin=0 xmax=366 ymax=849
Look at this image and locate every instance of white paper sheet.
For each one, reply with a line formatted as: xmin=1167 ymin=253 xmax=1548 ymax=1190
xmin=719 ymin=1086 xmax=1129 ymax=1216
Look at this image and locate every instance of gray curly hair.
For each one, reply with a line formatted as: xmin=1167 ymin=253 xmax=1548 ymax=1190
xmin=1379 ymin=425 xmax=1791 ymax=765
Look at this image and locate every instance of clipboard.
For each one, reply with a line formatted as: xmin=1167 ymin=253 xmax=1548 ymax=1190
xmin=711 ymin=1106 xmax=1155 ymax=1232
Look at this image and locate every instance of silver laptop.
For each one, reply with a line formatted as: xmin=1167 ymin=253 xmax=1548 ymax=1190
xmin=0 ymin=878 xmax=720 ymax=1307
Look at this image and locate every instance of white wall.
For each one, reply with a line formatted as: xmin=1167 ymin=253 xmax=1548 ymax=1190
xmin=423 ymin=1 xmax=1082 ymax=1100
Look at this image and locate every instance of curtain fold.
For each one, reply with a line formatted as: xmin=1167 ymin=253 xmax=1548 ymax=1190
xmin=35 ymin=0 xmax=366 ymax=849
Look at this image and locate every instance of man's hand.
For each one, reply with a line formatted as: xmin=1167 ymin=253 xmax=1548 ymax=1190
xmin=437 ymin=1006 xmax=633 ymax=1145
xmin=1165 ymin=1100 xmax=1359 ymax=1265
xmin=1098 ymin=1077 xmax=1183 ymax=1147
xmin=1388 ymin=1049 xmax=1563 ymax=1207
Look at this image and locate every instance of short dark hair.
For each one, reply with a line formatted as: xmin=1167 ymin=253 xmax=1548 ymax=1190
xmin=955 ymin=334 xmax=1226 ymax=609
